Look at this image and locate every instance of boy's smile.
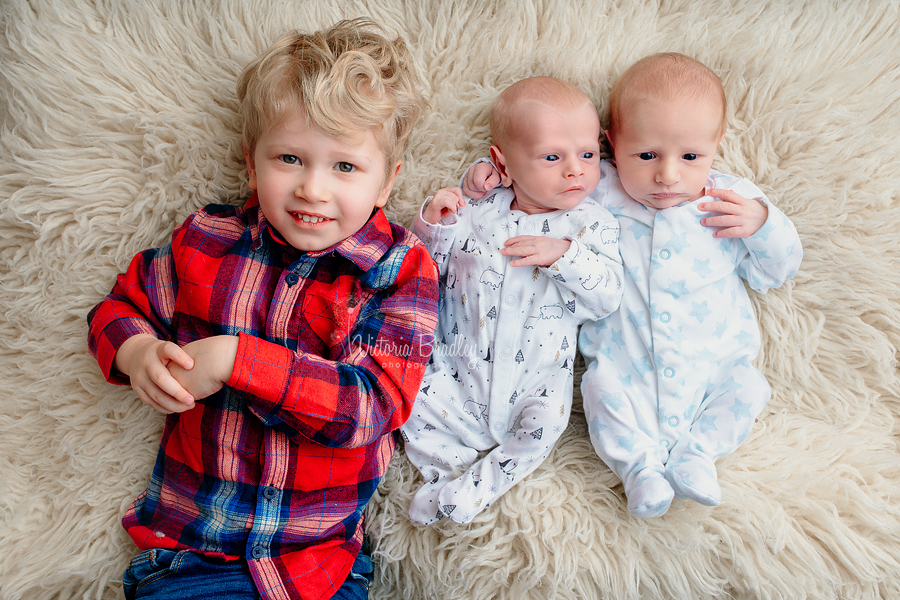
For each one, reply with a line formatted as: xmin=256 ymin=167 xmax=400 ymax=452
xmin=245 ymin=108 xmax=399 ymax=252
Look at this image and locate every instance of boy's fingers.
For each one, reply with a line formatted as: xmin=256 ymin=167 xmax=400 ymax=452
xmin=159 ymin=341 xmax=194 ymax=370
xmin=150 ymin=368 xmax=195 ymax=406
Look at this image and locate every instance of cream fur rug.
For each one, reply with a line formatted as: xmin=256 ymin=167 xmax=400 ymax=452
xmin=2 ymin=1 xmax=899 ymax=599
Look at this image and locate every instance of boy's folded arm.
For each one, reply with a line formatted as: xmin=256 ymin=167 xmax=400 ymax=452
xmin=87 ymin=244 xmax=179 ymax=385
xmin=230 ymin=244 xmax=440 ymax=449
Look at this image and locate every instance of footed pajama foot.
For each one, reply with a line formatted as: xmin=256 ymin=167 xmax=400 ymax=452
xmin=436 ymin=469 xmax=490 ymax=524
xmin=624 ymin=468 xmax=674 ymax=518
xmin=666 ymin=445 xmax=721 ymax=507
xmin=408 ymin=475 xmax=448 ymax=525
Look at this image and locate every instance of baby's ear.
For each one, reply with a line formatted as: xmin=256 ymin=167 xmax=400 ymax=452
xmin=489 ymin=146 xmax=514 ymax=187
xmin=604 ymin=130 xmax=614 ymax=152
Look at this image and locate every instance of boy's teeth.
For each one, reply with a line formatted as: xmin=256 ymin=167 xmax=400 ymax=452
xmin=299 ymin=214 xmax=324 ymax=223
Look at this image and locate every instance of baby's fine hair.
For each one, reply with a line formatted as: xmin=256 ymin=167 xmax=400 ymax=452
xmin=608 ymin=53 xmax=726 ymax=136
xmin=237 ymin=18 xmax=422 ymax=180
xmin=489 ymin=76 xmax=595 ymax=149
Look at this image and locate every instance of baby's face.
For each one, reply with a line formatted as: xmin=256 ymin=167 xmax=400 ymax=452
xmin=609 ymin=94 xmax=723 ymax=210
xmin=493 ymin=100 xmax=602 ymax=215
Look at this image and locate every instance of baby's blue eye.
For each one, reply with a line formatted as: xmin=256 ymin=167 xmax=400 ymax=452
xmin=543 ymin=154 xmax=560 ymax=162
xmin=280 ymin=155 xmax=300 ymax=165
xmin=683 ymin=153 xmax=698 ymax=161
xmin=581 ymin=152 xmax=595 ymax=159
xmin=638 ymin=152 xmax=656 ymax=161
xmin=336 ymin=162 xmax=355 ymax=173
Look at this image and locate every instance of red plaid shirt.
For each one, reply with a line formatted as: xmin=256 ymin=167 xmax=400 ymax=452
xmin=88 ymin=195 xmax=439 ymax=600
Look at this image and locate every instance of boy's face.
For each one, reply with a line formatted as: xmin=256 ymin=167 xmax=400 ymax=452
xmin=245 ymin=108 xmax=399 ymax=252
xmin=490 ymin=100 xmax=602 ymax=215
xmin=608 ymin=94 xmax=724 ymax=210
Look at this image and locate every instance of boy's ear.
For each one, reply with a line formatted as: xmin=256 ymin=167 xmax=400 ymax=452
xmin=244 ymin=146 xmax=258 ymax=191
xmin=375 ymin=161 xmax=402 ymax=208
xmin=604 ymin=130 xmax=615 ymax=154
xmin=489 ymin=146 xmax=514 ymax=187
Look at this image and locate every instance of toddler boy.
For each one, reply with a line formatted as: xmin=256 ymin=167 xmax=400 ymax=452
xmin=88 ymin=20 xmax=439 ymax=599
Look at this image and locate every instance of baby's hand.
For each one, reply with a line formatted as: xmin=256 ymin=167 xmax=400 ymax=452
xmin=502 ymin=235 xmax=571 ymax=267
xmin=461 ymin=162 xmax=501 ymax=199
xmin=422 ymin=187 xmax=466 ymax=224
xmin=168 ymin=335 xmax=239 ymax=402
xmin=114 ymin=334 xmax=196 ymax=414
xmin=699 ymin=188 xmax=769 ymax=238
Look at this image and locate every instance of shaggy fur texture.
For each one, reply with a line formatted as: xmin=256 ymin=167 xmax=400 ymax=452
xmin=2 ymin=1 xmax=899 ymax=598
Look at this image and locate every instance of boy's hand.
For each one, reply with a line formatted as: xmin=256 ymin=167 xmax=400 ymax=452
xmin=699 ymin=188 xmax=769 ymax=238
xmin=501 ymin=235 xmax=571 ymax=267
xmin=422 ymin=187 xmax=466 ymax=224
xmin=461 ymin=162 xmax=501 ymax=199
xmin=114 ymin=334 xmax=196 ymax=414
xmin=168 ymin=335 xmax=239 ymax=402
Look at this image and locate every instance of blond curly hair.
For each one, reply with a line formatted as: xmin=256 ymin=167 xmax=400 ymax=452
xmin=237 ymin=18 xmax=423 ymax=181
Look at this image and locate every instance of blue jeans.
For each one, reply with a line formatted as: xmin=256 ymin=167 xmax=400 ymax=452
xmin=123 ymin=545 xmax=373 ymax=600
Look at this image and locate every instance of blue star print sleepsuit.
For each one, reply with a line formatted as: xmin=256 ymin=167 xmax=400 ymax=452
xmin=579 ymin=161 xmax=802 ymax=517
xmin=403 ymin=186 xmax=623 ymax=525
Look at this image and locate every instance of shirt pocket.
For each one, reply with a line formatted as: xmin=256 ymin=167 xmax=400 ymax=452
xmin=299 ymin=285 xmax=364 ymax=357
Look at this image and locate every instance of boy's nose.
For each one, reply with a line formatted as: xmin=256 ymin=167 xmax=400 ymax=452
xmin=297 ymin=171 xmax=329 ymax=202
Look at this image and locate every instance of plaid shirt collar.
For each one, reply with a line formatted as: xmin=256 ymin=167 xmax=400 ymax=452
xmin=246 ymin=192 xmax=393 ymax=273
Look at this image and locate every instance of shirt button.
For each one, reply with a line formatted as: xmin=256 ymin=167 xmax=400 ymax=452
xmin=504 ymin=295 xmax=516 ymax=306
xmin=155 ymin=530 xmax=165 ymax=538
xmin=263 ymin=486 xmax=278 ymax=500
xmin=250 ymin=545 xmax=266 ymax=560
xmin=524 ymin=222 xmax=535 ymax=232
xmin=660 ymin=312 xmax=670 ymax=323
xmin=493 ymin=422 xmax=504 ymax=432
xmin=664 ymin=367 xmax=675 ymax=378
xmin=668 ymin=416 xmax=679 ymax=427
xmin=659 ymin=249 xmax=671 ymax=260
xmin=501 ymin=347 xmax=512 ymax=358
xmin=285 ymin=272 xmax=299 ymax=286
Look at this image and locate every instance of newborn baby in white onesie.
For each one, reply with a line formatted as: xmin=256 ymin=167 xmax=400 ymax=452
xmin=401 ymin=77 xmax=623 ymax=525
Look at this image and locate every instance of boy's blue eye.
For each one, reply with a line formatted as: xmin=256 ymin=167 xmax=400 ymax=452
xmin=336 ymin=162 xmax=355 ymax=173
xmin=683 ymin=153 xmax=698 ymax=161
xmin=581 ymin=152 xmax=595 ymax=159
xmin=280 ymin=155 xmax=300 ymax=165
xmin=638 ymin=152 xmax=656 ymax=161
xmin=543 ymin=154 xmax=560 ymax=162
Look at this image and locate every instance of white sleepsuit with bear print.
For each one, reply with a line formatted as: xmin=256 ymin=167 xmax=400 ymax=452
xmin=403 ymin=186 xmax=623 ymax=525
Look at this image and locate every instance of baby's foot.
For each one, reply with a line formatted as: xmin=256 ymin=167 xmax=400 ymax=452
xmin=436 ymin=470 xmax=488 ymax=524
xmin=625 ymin=469 xmax=674 ymax=518
xmin=408 ymin=475 xmax=448 ymax=525
xmin=666 ymin=445 xmax=721 ymax=507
